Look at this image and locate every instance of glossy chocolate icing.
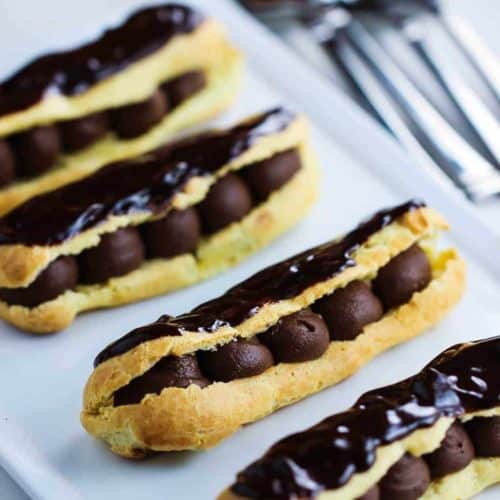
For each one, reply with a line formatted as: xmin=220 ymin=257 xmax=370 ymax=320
xmin=230 ymin=336 xmax=500 ymax=499
xmin=0 ymin=4 xmax=203 ymax=117
xmin=94 ymin=200 xmax=424 ymax=366
xmin=0 ymin=108 xmax=294 ymax=246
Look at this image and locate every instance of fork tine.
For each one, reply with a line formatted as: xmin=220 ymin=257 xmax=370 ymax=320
xmin=440 ymin=10 xmax=500 ymax=104
xmin=393 ymin=16 xmax=500 ymax=167
xmin=342 ymin=18 xmax=500 ymax=201
xmin=314 ymin=26 xmax=459 ymax=195
xmin=308 ymin=9 xmax=500 ymax=200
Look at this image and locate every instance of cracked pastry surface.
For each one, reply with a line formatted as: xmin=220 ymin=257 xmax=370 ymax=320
xmin=0 ymin=3 xmax=242 ymax=213
xmin=221 ymin=336 xmax=500 ymax=500
xmin=80 ymin=201 xmax=466 ymax=458
xmin=0 ymin=108 xmax=318 ymax=332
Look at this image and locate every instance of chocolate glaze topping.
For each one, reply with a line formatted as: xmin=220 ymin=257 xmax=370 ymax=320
xmin=0 ymin=4 xmax=203 ymax=117
xmin=0 ymin=108 xmax=294 ymax=246
xmin=230 ymin=336 xmax=500 ymax=499
xmin=94 ymin=200 xmax=424 ymax=366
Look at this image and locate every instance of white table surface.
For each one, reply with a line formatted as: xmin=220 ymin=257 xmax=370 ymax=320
xmin=0 ymin=1 xmax=498 ymax=499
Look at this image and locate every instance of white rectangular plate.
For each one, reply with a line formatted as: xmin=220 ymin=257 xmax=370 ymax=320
xmin=0 ymin=1 xmax=499 ymax=499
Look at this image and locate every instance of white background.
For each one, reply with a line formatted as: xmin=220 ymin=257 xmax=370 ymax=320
xmin=0 ymin=1 xmax=499 ymax=499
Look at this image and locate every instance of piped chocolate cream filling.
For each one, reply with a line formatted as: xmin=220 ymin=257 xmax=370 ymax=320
xmin=94 ymin=199 xmax=425 ymax=366
xmin=110 ymin=242 xmax=432 ymax=405
xmin=228 ymin=336 xmax=500 ymax=499
xmin=0 ymin=146 xmax=302 ymax=306
xmin=0 ymin=70 xmax=207 ymax=186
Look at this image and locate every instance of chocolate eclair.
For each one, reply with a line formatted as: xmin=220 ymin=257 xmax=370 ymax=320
xmin=81 ymin=200 xmax=465 ymax=458
xmin=0 ymin=108 xmax=318 ymax=333
xmin=222 ymin=336 xmax=500 ymax=500
xmin=0 ymin=3 xmax=242 ymax=214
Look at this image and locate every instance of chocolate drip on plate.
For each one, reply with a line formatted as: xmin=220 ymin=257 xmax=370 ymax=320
xmin=0 ymin=5 xmax=203 ymax=117
xmin=0 ymin=108 xmax=294 ymax=246
xmin=230 ymin=336 xmax=500 ymax=499
xmin=94 ymin=200 xmax=424 ymax=366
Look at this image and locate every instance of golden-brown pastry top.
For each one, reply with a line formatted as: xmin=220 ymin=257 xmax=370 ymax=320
xmin=0 ymin=108 xmax=306 ymax=288
xmin=223 ymin=336 xmax=500 ymax=499
xmin=83 ymin=202 xmax=449 ymax=412
xmin=0 ymin=4 xmax=229 ymax=136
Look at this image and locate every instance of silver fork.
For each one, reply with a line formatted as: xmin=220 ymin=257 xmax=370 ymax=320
xmin=418 ymin=0 xmax=500 ymax=103
xmin=241 ymin=0 xmax=500 ymax=201
xmin=374 ymin=0 xmax=500 ymax=166
xmin=342 ymin=16 xmax=500 ymax=200
xmin=248 ymin=0 xmax=500 ymax=103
